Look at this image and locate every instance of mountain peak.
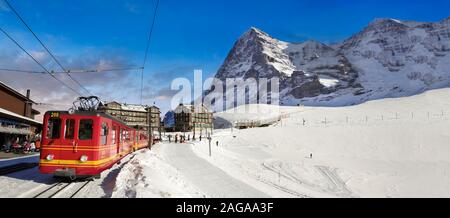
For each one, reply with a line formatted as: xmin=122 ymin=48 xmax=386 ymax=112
xmin=442 ymin=16 xmax=450 ymax=23
xmin=368 ymin=18 xmax=406 ymax=27
xmin=244 ymin=27 xmax=270 ymax=38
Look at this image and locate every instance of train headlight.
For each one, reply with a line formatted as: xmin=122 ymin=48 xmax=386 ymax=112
xmin=46 ymin=155 xmax=54 ymax=161
xmin=80 ymin=155 xmax=89 ymax=163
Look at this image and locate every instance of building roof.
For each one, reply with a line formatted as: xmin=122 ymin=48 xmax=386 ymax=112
xmin=104 ymin=101 xmax=160 ymax=113
xmin=0 ymin=80 xmax=36 ymax=103
xmin=174 ymin=104 xmax=211 ymax=114
xmin=0 ymin=107 xmax=42 ymax=126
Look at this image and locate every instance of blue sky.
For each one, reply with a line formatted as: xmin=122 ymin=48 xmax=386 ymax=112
xmin=0 ymin=0 xmax=450 ymax=115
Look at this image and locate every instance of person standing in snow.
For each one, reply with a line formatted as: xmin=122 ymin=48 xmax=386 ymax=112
xmin=310 ymin=153 xmax=313 ymax=159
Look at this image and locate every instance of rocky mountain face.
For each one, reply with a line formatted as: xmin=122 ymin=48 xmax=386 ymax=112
xmin=212 ymin=17 xmax=450 ymax=108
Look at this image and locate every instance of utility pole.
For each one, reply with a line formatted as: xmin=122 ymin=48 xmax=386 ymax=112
xmin=208 ymin=136 xmax=212 ymax=157
xmin=147 ymin=108 xmax=153 ymax=150
xmin=193 ymin=113 xmax=196 ymax=140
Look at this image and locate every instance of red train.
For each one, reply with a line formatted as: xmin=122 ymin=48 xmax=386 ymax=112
xmin=39 ymin=111 xmax=150 ymax=179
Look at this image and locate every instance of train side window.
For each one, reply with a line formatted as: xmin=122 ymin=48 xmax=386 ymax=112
xmin=79 ymin=119 xmax=93 ymax=140
xmin=101 ymin=123 xmax=108 ymax=145
xmin=125 ymin=131 xmax=131 ymax=141
xmin=112 ymin=127 xmax=117 ymax=145
xmin=46 ymin=118 xmax=61 ymax=139
xmin=65 ymin=119 xmax=75 ymax=139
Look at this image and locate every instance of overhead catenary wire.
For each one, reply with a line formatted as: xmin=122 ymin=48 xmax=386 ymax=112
xmin=0 ymin=66 xmax=144 ymax=74
xmin=140 ymin=0 xmax=160 ymax=105
xmin=3 ymin=0 xmax=93 ymax=96
xmin=0 ymin=26 xmax=84 ymax=96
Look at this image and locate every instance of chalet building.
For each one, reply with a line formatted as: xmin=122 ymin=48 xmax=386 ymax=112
xmin=99 ymin=102 xmax=161 ymax=134
xmin=174 ymin=104 xmax=214 ymax=134
xmin=0 ymin=81 xmax=42 ymax=147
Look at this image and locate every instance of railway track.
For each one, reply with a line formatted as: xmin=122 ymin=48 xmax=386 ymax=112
xmin=0 ymin=162 xmax=38 ymax=176
xmin=32 ymin=180 xmax=91 ymax=198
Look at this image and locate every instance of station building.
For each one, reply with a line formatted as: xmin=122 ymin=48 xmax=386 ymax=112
xmin=0 ymin=81 xmax=42 ymax=147
xmin=174 ymin=104 xmax=214 ymax=134
xmin=99 ymin=102 xmax=162 ymax=137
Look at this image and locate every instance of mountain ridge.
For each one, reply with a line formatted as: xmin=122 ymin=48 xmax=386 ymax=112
xmin=210 ymin=17 xmax=450 ymax=110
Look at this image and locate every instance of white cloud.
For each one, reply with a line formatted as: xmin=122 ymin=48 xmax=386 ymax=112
xmin=125 ymin=2 xmax=139 ymax=14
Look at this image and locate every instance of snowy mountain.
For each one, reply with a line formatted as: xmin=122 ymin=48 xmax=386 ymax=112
xmin=212 ymin=17 xmax=450 ymax=108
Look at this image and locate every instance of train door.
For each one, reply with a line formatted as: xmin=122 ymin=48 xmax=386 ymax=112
xmin=77 ymin=118 xmax=95 ymax=148
xmin=112 ymin=125 xmax=119 ymax=157
xmin=60 ymin=117 xmax=77 ymax=163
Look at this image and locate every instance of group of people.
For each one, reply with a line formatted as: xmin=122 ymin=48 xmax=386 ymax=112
xmin=167 ymin=134 xmax=210 ymax=144
xmin=2 ymin=138 xmax=38 ymax=154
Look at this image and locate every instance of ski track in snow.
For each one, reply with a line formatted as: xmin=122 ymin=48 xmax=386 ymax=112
xmin=162 ymin=143 xmax=269 ymax=198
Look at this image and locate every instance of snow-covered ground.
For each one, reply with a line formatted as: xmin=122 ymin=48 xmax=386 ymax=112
xmin=1 ymin=88 xmax=450 ymax=198
xmin=191 ymin=88 xmax=450 ymax=198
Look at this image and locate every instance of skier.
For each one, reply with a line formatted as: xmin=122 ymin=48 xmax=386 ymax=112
xmin=310 ymin=153 xmax=313 ymax=159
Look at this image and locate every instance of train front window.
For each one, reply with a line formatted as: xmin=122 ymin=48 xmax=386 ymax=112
xmin=79 ymin=119 xmax=93 ymax=140
xmin=46 ymin=118 xmax=61 ymax=139
xmin=65 ymin=119 xmax=75 ymax=139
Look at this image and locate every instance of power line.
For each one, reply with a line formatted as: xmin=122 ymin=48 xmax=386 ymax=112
xmin=3 ymin=0 xmax=93 ymax=96
xmin=64 ymin=67 xmax=144 ymax=74
xmin=0 ymin=66 xmax=144 ymax=74
xmin=0 ymin=68 xmax=44 ymax=74
xmin=140 ymin=0 xmax=160 ymax=105
xmin=0 ymin=26 xmax=84 ymax=96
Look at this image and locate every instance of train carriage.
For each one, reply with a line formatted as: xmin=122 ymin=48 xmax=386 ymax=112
xmin=39 ymin=111 xmax=149 ymax=179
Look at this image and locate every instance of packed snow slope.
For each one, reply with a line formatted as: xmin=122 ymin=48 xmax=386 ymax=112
xmin=212 ymin=17 xmax=450 ymax=109
xmin=195 ymin=88 xmax=450 ymax=197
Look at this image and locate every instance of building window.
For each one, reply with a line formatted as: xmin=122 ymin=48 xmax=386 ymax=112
xmin=79 ymin=119 xmax=93 ymax=140
xmin=47 ymin=118 xmax=61 ymax=139
xmin=65 ymin=119 xmax=75 ymax=139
